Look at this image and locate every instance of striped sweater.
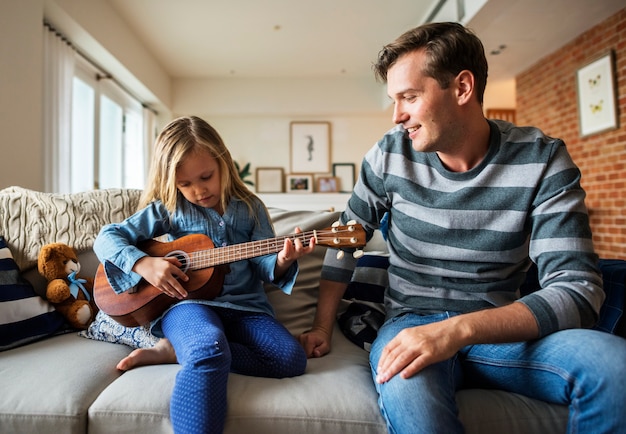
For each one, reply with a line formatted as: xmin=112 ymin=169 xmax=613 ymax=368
xmin=322 ymin=120 xmax=604 ymax=337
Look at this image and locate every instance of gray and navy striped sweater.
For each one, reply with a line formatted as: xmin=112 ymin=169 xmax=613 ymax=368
xmin=322 ymin=120 xmax=604 ymax=337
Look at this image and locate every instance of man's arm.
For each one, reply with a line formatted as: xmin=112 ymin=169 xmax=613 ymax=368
xmin=298 ymin=279 xmax=347 ymax=358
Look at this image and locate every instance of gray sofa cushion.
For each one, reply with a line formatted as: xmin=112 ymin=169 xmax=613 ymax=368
xmin=0 ymin=333 xmax=131 ymax=434
xmin=87 ymin=329 xmax=386 ymax=434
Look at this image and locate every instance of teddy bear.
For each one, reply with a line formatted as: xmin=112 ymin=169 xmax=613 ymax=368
xmin=37 ymin=243 xmax=97 ymax=329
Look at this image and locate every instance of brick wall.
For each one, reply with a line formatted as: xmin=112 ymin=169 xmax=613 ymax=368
xmin=516 ymin=8 xmax=626 ymax=259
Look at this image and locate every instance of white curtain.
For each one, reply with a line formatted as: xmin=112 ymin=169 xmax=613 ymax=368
xmin=42 ymin=24 xmax=75 ymax=193
xmin=142 ymin=107 xmax=157 ymax=180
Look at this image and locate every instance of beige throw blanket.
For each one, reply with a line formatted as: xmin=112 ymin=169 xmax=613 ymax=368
xmin=0 ymin=187 xmax=142 ymax=271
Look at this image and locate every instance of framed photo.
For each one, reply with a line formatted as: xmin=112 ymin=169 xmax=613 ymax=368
xmin=332 ymin=163 xmax=356 ymax=193
xmin=255 ymin=167 xmax=284 ymax=193
xmin=286 ymin=174 xmax=313 ymax=193
xmin=576 ymin=51 xmax=618 ymax=137
xmin=316 ymin=176 xmax=339 ymax=193
xmin=290 ymin=121 xmax=331 ymax=173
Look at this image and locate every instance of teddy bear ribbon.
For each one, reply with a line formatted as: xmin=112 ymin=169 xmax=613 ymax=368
xmin=68 ymin=271 xmax=91 ymax=301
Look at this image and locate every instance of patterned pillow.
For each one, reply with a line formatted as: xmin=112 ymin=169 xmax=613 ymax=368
xmin=0 ymin=236 xmax=65 ymax=351
xmin=343 ymin=254 xmax=389 ymax=303
xmin=337 ymin=253 xmax=389 ymax=351
xmin=79 ymin=310 xmax=159 ymax=349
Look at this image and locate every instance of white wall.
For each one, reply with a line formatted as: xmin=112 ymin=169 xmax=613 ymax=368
xmin=198 ymin=113 xmax=395 ymax=184
xmin=0 ymin=0 xmax=515 ymax=192
xmin=172 ymin=76 xmax=398 ymax=183
xmin=0 ymin=0 xmax=45 ymax=191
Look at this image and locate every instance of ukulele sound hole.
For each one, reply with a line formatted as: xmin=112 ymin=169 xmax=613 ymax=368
xmin=166 ymin=250 xmax=190 ymax=273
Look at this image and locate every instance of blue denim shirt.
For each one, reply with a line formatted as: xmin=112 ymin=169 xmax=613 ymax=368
xmin=93 ymin=195 xmax=298 ymax=336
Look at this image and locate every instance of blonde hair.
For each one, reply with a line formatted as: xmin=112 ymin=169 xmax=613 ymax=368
xmin=139 ymin=116 xmax=258 ymax=217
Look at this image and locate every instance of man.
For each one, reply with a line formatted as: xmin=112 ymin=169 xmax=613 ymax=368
xmin=298 ymin=22 xmax=626 ymax=433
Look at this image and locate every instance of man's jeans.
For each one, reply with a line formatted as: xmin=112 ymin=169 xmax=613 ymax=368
xmin=370 ymin=312 xmax=626 ymax=434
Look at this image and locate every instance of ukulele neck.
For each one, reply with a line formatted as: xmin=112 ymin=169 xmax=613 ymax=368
xmin=190 ymin=231 xmax=316 ymax=270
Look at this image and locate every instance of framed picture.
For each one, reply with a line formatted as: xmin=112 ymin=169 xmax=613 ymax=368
xmin=286 ymin=174 xmax=313 ymax=193
xmin=316 ymin=176 xmax=339 ymax=193
xmin=576 ymin=51 xmax=618 ymax=137
xmin=332 ymin=163 xmax=356 ymax=193
xmin=255 ymin=167 xmax=284 ymax=193
xmin=290 ymin=121 xmax=331 ymax=173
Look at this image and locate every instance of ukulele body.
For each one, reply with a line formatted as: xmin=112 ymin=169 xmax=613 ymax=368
xmin=94 ymin=234 xmax=228 ymax=327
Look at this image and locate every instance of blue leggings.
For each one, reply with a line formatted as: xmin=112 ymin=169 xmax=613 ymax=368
xmin=161 ymin=303 xmax=307 ymax=434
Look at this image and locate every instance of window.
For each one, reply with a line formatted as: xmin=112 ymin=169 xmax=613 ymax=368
xmin=70 ymin=56 xmax=148 ymax=193
xmin=70 ymin=73 xmax=95 ymax=193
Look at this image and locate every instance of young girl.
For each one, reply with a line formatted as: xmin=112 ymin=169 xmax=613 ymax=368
xmin=94 ymin=116 xmax=315 ymax=434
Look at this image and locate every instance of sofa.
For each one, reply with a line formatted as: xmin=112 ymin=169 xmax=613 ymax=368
xmin=1 ymin=186 xmax=624 ymax=434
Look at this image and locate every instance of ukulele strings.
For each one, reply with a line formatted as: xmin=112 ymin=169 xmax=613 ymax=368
xmin=178 ymin=227 xmax=358 ymax=270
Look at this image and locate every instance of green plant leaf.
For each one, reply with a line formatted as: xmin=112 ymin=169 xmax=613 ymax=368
xmin=234 ymin=160 xmax=254 ymax=186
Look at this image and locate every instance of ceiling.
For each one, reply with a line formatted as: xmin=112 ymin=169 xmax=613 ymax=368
xmin=106 ymin=0 xmax=625 ymax=83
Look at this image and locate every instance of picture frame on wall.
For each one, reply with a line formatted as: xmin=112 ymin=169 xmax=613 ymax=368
xmin=316 ymin=176 xmax=339 ymax=193
xmin=576 ymin=51 xmax=618 ymax=137
xmin=290 ymin=121 xmax=331 ymax=173
xmin=286 ymin=174 xmax=313 ymax=193
xmin=255 ymin=167 xmax=284 ymax=193
xmin=332 ymin=163 xmax=356 ymax=193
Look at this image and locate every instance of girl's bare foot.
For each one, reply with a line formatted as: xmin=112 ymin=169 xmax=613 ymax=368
xmin=116 ymin=338 xmax=177 ymax=371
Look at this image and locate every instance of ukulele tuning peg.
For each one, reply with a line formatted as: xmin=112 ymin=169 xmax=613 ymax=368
xmin=346 ymin=220 xmax=357 ymax=225
xmin=331 ymin=221 xmax=341 ymax=228
xmin=352 ymin=249 xmax=364 ymax=259
xmin=336 ymin=250 xmax=345 ymax=260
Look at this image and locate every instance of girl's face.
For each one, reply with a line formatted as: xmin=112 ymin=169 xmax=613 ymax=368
xmin=175 ymin=148 xmax=222 ymax=213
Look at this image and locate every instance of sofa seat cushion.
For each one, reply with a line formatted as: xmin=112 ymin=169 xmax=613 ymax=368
xmin=86 ymin=325 xmax=386 ymax=434
xmin=0 ymin=333 xmax=131 ymax=434
xmin=87 ymin=364 xmax=175 ymax=434
xmin=457 ymin=389 xmax=567 ymax=433
xmin=84 ymin=324 xmax=568 ymax=434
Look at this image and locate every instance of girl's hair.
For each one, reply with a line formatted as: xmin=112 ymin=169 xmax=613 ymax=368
xmin=139 ymin=116 xmax=258 ymax=216
xmin=373 ymin=22 xmax=488 ymax=104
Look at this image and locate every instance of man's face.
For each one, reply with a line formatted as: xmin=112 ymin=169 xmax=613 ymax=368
xmin=386 ymin=49 xmax=459 ymax=153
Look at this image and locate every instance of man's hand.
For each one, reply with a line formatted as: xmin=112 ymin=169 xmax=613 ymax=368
xmin=375 ymin=320 xmax=462 ymax=384
xmin=375 ymin=303 xmax=539 ymax=384
xmin=298 ymin=327 xmax=332 ymax=358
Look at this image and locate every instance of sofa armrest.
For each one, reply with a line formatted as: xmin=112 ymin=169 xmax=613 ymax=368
xmin=517 ymin=259 xmax=626 ymax=338
xmin=597 ymin=259 xmax=626 ymax=337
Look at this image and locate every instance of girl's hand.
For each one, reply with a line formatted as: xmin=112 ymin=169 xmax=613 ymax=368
xmin=132 ymin=256 xmax=190 ymax=299
xmin=275 ymin=227 xmax=316 ymax=278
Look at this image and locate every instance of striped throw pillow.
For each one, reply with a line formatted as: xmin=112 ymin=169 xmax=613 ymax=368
xmin=338 ymin=253 xmax=389 ymax=351
xmin=0 ymin=236 xmax=65 ymax=350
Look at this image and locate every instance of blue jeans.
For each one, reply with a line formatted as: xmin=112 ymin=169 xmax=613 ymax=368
xmin=369 ymin=312 xmax=626 ymax=434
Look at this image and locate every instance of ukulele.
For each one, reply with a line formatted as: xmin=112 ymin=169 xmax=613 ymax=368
xmin=94 ymin=222 xmax=366 ymax=327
